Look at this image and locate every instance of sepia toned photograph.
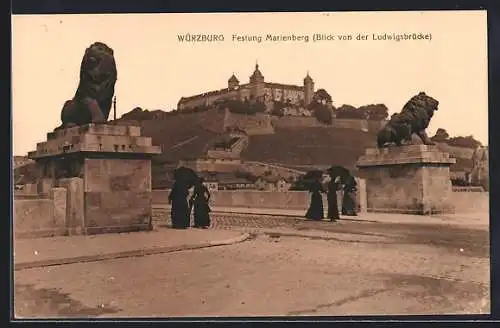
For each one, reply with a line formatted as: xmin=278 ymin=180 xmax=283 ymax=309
xmin=12 ymin=10 xmax=489 ymax=318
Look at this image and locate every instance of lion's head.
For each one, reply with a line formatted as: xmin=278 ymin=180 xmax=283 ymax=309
xmin=403 ymin=92 xmax=439 ymax=116
xmin=80 ymin=42 xmax=117 ymax=86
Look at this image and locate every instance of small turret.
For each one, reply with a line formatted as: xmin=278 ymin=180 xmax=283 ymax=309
xmin=228 ymin=73 xmax=239 ymax=89
xmin=303 ymin=71 xmax=314 ymax=106
xmin=249 ymin=62 xmax=265 ymax=100
xmin=249 ymin=63 xmax=265 ymax=83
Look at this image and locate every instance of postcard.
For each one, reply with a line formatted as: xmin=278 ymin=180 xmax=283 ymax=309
xmin=12 ymin=11 xmax=489 ymax=318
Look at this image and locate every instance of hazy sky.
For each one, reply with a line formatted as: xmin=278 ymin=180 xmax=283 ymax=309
xmin=12 ymin=11 xmax=488 ymax=155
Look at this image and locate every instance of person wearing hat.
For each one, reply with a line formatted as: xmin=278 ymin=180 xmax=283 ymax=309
xmin=326 ymin=175 xmax=341 ymax=222
xmin=191 ymin=177 xmax=212 ymax=228
xmin=341 ymin=174 xmax=358 ymax=216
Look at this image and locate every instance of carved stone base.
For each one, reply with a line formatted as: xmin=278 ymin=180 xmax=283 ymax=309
xmin=28 ymin=123 xmax=161 ymax=235
xmin=356 ymin=145 xmax=456 ymax=215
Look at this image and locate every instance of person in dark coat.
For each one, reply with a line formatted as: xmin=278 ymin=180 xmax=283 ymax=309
xmin=168 ymin=181 xmax=190 ymax=229
xmin=327 ymin=176 xmax=340 ymax=221
xmin=305 ymin=180 xmax=325 ymax=221
xmin=341 ymin=175 xmax=358 ymax=216
xmin=191 ymin=178 xmax=211 ymax=228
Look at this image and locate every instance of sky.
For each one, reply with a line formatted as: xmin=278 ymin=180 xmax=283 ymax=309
xmin=11 ymin=11 xmax=488 ymax=156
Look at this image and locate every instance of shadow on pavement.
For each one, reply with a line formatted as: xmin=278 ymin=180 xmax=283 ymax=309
xmin=14 ymin=284 xmax=121 ymax=319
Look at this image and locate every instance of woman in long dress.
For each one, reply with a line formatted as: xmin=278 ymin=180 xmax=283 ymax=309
xmin=192 ymin=178 xmax=211 ymax=228
xmin=327 ymin=176 xmax=341 ymax=221
xmin=341 ymin=175 xmax=358 ymax=216
xmin=168 ymin=181 xmax=190 ymax=229
xmin=305 ymin=180 xmax=325 ymax=221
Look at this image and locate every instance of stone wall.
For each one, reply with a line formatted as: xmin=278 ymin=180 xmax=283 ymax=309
xmin=241 ymin=161 xmax=306 ymax=180
xmin=271 ymin=116 xmax=386 ymax=132
xmin=152 ymin=188 xmax=487 ymax=215
xmin=271 ymin=116 xmax=322 ymax=128
xmin=206 ymin=135 xmax=249 ymax=159
xmin=178 ymin=158 xmax=243 ymax=173
xmin=451 ymin=191 xmax=489 ymax=214
xmin=223 ymin=109 xmax=274 ymax=135
xmin=84 ymin=158 xmax=152 ymax=234
xmin=14 ymin=188 xmax=67 ymax=238
xmin=153 ymin=180 xmax=367 ymax=213
xmin=14 ymin=187 xmax=487 ymax=238
xmin=153 ymin=189 xmax=345 ymax=211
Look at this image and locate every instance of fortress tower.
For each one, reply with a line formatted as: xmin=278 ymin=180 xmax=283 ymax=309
xmin=249 ymin=63 xmax=265 ymax=100
xmin=471 ymin=146 xmax=489 ymax=191
xmin=228 ymin=73 xmax=239 ymax=90
xmin=303 ymin=72 xmax=314 ymax=105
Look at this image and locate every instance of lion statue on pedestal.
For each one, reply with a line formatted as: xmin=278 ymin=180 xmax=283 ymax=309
xmin=376 ymin=92 xmax=439 ymax=148
xmin=58 ymin=42 xmax=117 ymax=129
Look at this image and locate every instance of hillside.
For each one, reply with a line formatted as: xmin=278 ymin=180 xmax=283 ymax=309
xmin=116 ymin=108 xmax=226 ymax=164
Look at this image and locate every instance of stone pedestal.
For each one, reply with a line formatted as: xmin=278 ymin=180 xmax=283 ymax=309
xmin=356 ymin=145 xmax=456 ymax=215
xmin=28 ymin=123 xmax=161 ymax=234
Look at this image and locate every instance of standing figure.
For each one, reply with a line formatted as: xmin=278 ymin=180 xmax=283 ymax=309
xmin=168 ymin=181 xmax=190 ymax=229
xmin=305 ymin=180 xmax=325 ymax=221
xmin=327 ymin=176 xmax=341 ymax=222
xmin=341 ymin=175 xmax=358 ymax=216
xmin=187 ymin=185 xmax=195 ymax=225
xmin=192 ymin=178 xmax=212 ymax=228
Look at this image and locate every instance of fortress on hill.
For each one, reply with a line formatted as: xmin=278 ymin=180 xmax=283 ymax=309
xmin=177 ymin=63 xmax=316 ymax=111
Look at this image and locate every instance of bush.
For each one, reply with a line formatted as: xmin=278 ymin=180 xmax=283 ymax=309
xmin=358 ymin=104 xmax=389 ymax=120
xmin=313 ymin=104 xmax=333 ymax=124
xmin=431 ymin=128 xmax=450 ymax=142
xmin=217 ymin=99 xmax=266 ymax=115
xmin=446 ymin=136 xmax=482 ymax=149
xmin=334 ymin=104 xmax=389 ymax=120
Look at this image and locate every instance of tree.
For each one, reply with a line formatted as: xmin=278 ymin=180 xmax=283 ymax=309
xmin=249 ymin=100 xmax=267 ymax=114
xmin=447 ymin=135 xmax=482 ymax=149
xmin=357 ymin=104 xmax=389 ymax=120
xmin=313 ymin=104 xmax=333 ymax=124
xmin=313 ymin=89 xmax=332 ymax=104
xmin=307 ymin=89 xmax=333 ymax=124
xmin=271 ymin=101 xmax=286 ymax=117
xmin=335 ymin=104 xmax=364 ymax=119
xmin=431 ymin=128 xmax=450 ymax=142
xmin=121 ymin=107 xmax=146 ymax=120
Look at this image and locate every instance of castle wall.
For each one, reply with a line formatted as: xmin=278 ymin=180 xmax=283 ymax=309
xmin=271 ymin=116 xmax=322 ymax=128
xmin=271 ymin=116 xmax=387 ymax=132
xmin=238 ymin=87 xmax=251 ymax=101
xmin=178 ymin=158 xmax=243 ymax=173
xmin=241 ymin=161 xmax=305 ymax=180
xmin=265 ymin=87 xmax=304 ymax=104
xmin=223 ymin=109 xmax=274 ymax=135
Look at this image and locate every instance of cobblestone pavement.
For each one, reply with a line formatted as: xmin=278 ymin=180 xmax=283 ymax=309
xmin=153 ymin=208 xmax=305 ymax=230
xmin=14 ymin=210 xmax=490 ymax=318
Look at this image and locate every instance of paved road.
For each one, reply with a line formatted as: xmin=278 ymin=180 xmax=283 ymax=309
xmin=14 ymin=210 xmax=490 ymax=318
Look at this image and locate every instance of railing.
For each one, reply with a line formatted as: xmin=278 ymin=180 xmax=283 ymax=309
xmin=452 ymin=186 xmax=485 ymax=192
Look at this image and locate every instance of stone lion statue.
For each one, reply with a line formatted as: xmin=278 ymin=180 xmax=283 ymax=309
xmin=58 ymin=42 xmax=117 ymax=128
xmin=376 ymin=92 xmax=439 ymax=148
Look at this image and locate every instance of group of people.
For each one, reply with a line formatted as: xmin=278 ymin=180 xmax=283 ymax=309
xmin=168 ymin=177 xmax=212 ymax=229
xmin=305 ymin=173 xmax=358 ymax=222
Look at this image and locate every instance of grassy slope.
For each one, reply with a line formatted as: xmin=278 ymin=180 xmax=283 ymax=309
xmin=242 ymin=126 xmax=378 ymax=173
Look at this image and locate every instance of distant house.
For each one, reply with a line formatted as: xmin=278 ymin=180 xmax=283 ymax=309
xmin=255 ymin=176 xmax=290 ymax=191
xmin=198 ymin=171 xmax=254 ymax=190
xmin=218 ymin=177 xmax=255 ymax=190
xmin=13 ymin=156 xmax=33 ymax=169
xmin=200 ymin=175 xmax=219 ymax=192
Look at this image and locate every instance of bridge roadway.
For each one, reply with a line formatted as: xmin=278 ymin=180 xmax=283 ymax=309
xmin=14 ymin=205 xmax=489 ymax=318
